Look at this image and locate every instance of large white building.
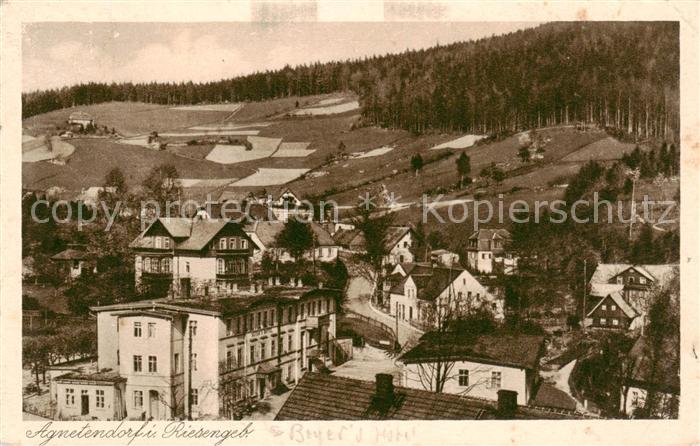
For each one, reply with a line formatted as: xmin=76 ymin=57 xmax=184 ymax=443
xmin=53 ymin=287 xmax=340 ymax=420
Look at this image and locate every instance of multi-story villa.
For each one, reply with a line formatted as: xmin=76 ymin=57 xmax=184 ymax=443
xmin=130 ymin=216 xmax=259 ymax=298
xmin=53 ymin=287 xmax=340 ymax=420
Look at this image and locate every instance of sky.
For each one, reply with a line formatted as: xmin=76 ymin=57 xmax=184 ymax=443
xmin=23 ymin=22 xmax=539 ymax=92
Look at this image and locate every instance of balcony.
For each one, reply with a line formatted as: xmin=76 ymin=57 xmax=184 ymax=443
xmin=141 ymin=271 xmax=173 ymax=279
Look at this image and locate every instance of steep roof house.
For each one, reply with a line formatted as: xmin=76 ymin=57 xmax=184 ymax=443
xmin=586 ymin=264 xmax=678 ymax=331
xmin=244 ymin=221 xmax=339 ymax=265
xmin=466 ymin=228 xmax=515 ymax=274
xmin=50 ymin=244 xmax=96 ymax=281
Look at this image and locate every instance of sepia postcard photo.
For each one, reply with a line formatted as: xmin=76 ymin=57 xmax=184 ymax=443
xmin=1 ymin=1 xmax=699 ymax=445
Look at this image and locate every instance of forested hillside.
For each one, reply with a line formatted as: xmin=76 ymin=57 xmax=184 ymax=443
xmin=23 ymin=22 xmax=679 ymax=140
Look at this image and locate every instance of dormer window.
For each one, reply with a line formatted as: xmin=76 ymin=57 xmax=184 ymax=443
xmin=639 ymin=277 xmax=646 ymax=284
xmin=229 ymin=237 xmax=237 ymax=249
xmin=616 ymin=277 xmax=623 ymax=284
xmin=163 ymin=238 xmax=170 ymax=249
xmin=154 ymin=236 xmax=162 ymax=249
xmin=241 ymin=239 xmax=248 ymax=249
xmin=628 ymin=277 xmax=634 ymax=284
xmin=219 ymin=238 xmax=227 ymax=250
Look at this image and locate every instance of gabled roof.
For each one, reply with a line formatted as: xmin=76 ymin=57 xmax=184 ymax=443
xmin=332 ymin=228 xmax=362 ymax=247
xmin=275 ymin=372 xmax=490 ymax=420
xmin=390 ymin=266 xmax=468 ymax=301
xmin=589 ymin=263 xmax=678 ymax=289
xmin=51 ymin=248 xmax=91 ymax=261
xmin=468 ymin=228 xmax=511 ymax=240
xmin=130 ymin=217 xmax=254 ymax=252
xmin=383 ymin=225 xmax=413 ymax=251
xmin=587 ymin=291 xmax=638 ymax=319
xmin=248 ymin=221 xmax=337 ymax=249
xmin=400 ymin=333 xmax=545 ymax=370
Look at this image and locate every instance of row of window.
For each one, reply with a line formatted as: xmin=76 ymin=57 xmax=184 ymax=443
xmin=142 ymin=257 xmax=172 ymax=273
xmin=457 ymin=370 xmax=502 ymax=389
xmin=224 ymin=298 xmax=332 ymax=336
xmin=64 ymin=388 xmax=105 ymax=408
xmin=151 ymin=236 xmax=172 ymax=249
xmin=616 ymin=275 xmax=647 ymax=285
xmin=598 ymin=317 xmax=620 ymax=326
xmin=133 ymin=322 xmax=157 ymax=338
xmin=218 ymin=237 xmax=248 ymax=250
xmin=225 ymin=333 xmax=301 ymax=368
xmin=216 ymin=258 xmax=248 ymax=274
xmin=132 ymin=355 xmax=159 ymax=373
xmin=600 ymin=303 xmax=618 ymax=312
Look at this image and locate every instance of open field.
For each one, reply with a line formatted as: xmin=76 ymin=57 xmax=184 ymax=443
xmin=23 ymin=102 xmax=231 ymax=137
xmin=429 ymin=134 xmax=485 ymax=150
xmin=22 ymin=138 xmax=256 ymax=191
xmin=206 ymin=145 xmax=270 ymax=164
xmin=22 ymin=137 xmax=75 ymax=163
xmin=188 ymin=122 xmax=272 ymax=131
xmin=290 ymin=100 xmax=360 ymax=116
xmin=352 ymin=146 xmax=394 ymax=158
xmin=272 ymin=142 xmax=314 ymax=157
xmin=232 ymin=168 xmax=310 ymax=186
xmin=560 ymin=137 xmax=637 ymax=162
xmin=172 ymin=103 xmax=242 ymax=112
xmin=228 ymin=93 xmax=354 ymax=122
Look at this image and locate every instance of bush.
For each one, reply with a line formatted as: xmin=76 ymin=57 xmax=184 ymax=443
xmin=566 ymin=314 xmax=581 ymax=329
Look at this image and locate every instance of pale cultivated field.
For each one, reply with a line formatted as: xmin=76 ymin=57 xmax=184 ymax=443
xmin=290 ymin=100 xmax=360 ymax=116
xmin=179 ymin=178 xmax=238 ymax=188
xmin=22 ymin=137 xmax=75 ymax=163
xmin=352 ymin=146 xmax=394 ymax=158
xmin=161 ymin=130 xmax=260 ymax=137
xmin=204 ymin=136 xmax=283 ymax=164
xmin=232 ymin=168 xmax=310 ymax=186
xmin=271 ymin=142 xmax=315 ymax=157
xmin=560 ymin=136 xmax=636 ymax=162
xmin=188 ymin=122 xmax=272 ymax=131
xmin=316 ymin=98 xmax=344 ymax=106
xmin=172 ymin=103 xmax=243 ymax=112
xmin=430 ymin=134 xmax=486 ymax=150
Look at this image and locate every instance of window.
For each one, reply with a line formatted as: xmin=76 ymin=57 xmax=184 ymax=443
xmin=639 ymin=277 xmax=647 ymax=284
xmin=612 ymin=318 xmax=619 ymax=326
xmin=263 ymin=311 xmax=268 ymax=327
xmin=186 ymin=262 xmax=190 ymax=273
xmin=611 ymin=304 xmax=617 ymax=311
xmin=96 ymin=389 xmax=105 ymax=408
xmin=134 ymin=322 xmax=142 ymax=337
xmin=261 ymin=341 xmax=266 ymax=360
xmin=237 ymin=347 xmax=243 ymax=366
xmin=148 ymin=322 xmax=156 ymax=338
xmin=269 ymin=309 xmax=275 ymax=326
xmin=459 ymin=369 xmax=470 ymax=387
xmin=227 ymin=348 xmax=235 ymax=368
xmin=271 ymin=339 xmax=276 ymax=356
xmin=601 ymin=304 xmax=607 ymax=311
xmin=174 ymin=353 xmax=180 ymax=373
xmin=65 ymin=388 xmax=75 ymax=406
xmin=600 ymin=318 xmax=607 ymax=325
xmin=161 ymin=258 xmax=171 ymax=273
xmin=491 ymin=371 xmax=502 ymax=389
xmin=151 ymin=258 xmax=160 ymax=273
xmin=617 ymin=276 xmax=624 ymax=284
xmin=133 ymin=355 xmax=142 ymax=372
xmin=219 ymin=238 xmax=227 ymax=250
xmin=191 ymin=389 xmax=199 ymax=406
xmin=217 ymin=258 xmax=225 ymax=274
xmin=155 ymin=236 xmax=162 ymax=249
xmin=133 ymin=390 xmax=143 ymax=407
xmin=143 ymin=257 xmax=151 ymax=272
xmin=240 ymin=239 xmax=248 ymax=249
xmin=229 ymin=237 xmax=237 ymax=249
xmin=190 ymin=321 xmax=197 ymax=336
xmin=163 ymin=237 xmax=170 ymax=249
xmin=628 ymin=276 xmax=634 ymax=284
xmin=191 ymin=353 xmax=198 ymax=371
xmin=148 ymin=355 xmax=157 ymax=372
xmin=250 ymin=345 xmax=255 ymax=363
xmin=288 ymin=334 xmax=293 ymax=351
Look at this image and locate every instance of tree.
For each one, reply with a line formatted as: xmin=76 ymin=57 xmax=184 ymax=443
xmin=456 ymin=152 xmax=471 ymax=187
xmin=518 ymin=146 xmax=531 ymax=163
xmin=410 ymin=154 xmax=424 ymax=176
xmin=351 ymin=202 xmax=394 ymax=305
xmin=629 ymin=224 xmax=655 ymax=264
xmin=142 ymin=164 xmax=182 ymax=212
xmin=23 ymin=336 xmax=51 ymax=390
xmin=275 ymin=220 xmax=315 ymax=263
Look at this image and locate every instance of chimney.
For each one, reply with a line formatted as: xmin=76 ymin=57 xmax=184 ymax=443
xmin=496 ymin=390 xmax=518 ymax=419
xmin=374 ymin=373 xmax=395 ymax=407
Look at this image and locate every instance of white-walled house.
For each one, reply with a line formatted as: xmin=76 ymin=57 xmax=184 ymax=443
xmin=55 ymin=287 xmax=340 ymax=420
xmin=245 ymin=221 xmax=339 ymax=265
xmin=388 ymin=264 xmax=503 ymax=329
xmin=333 ymin=225 xmax=415 ymax=266
xmin=399 ymin=334 xmax=545 ymax=406
xmin=466 ymin=229 xmax=514 ymax=274
xmin=50 ymin=244 xmax=96 ymax=281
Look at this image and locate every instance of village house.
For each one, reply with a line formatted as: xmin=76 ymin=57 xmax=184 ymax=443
xmin=50 ymin=244 xmax=96 ymax=281
xmin=244 ymin=221 xmax=339 ymax=265
xmin=430 ymin=249 xmax=460 ymax=267
xmin=333 ymin=225 xmax=415 ymax=266
xmin=130 ymin=216 xmax=260 ymax=299
xmin=387 ymin=263 xmax=503 ymax=329
xmin=53 ymin=287 xmax=340 ymax=421
xmin=67 ymin=111 xmax=95 ymax=130
xmin=620 ymin=336 xmax=680 ymax=418
xmin=466 ymin=229 xmax=516 ymax=274
xmin=399 ymin=333 xmax=545 ymax=406
xmin=585 ymin=264 xmax=678 ymax=331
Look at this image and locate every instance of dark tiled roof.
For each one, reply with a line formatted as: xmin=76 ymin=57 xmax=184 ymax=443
xmin=383 ymin=226 xmax=413 ymax=251
xmin=130 ymin=218 xmax=255 ymax=252
xmin=389 ymin=266 xmax=466 ymax=300
xmin=400 ymin=333 xmax=545 ymax=370
xmin=51 ymin=248 xmax=91 ymax=261
xmin=333 ymin=228 xmax=361 ymax=247
xmin=55 ymin=370 xmax=125 ymax=384
xmin=275 ymin=372 xmax=490 ymax=420
xmin=532 ymin=382 xmax=577 ymax=411
xmin=468 ymin=228 xmax=511 ymax=241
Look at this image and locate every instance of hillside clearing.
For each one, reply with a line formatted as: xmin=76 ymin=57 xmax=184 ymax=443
xmin=232 ymin=168 xmax=310 ymax=186
xmin=272 ymin=142 xmax=314 ymax=157
xmin=352 ymin=146 xmax=394 ymax=158
xmin=205 ymin=145 xmax=270 ymax=164
xmin=290 ymin=100 xmax=360 ymax=116
xmin=22 ymin=137 xmax=75 ymax=163
xmin=429 ymin=135 xmax=486 ymax=150
xmin=560 ymin=137 xmax=637 ymax=162
xmin=172 ymin=103 xmax=243 ymax=112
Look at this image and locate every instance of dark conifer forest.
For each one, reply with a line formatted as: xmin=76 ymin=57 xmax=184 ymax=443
xmin=22 ymin=22 xmax=679 ymax=140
